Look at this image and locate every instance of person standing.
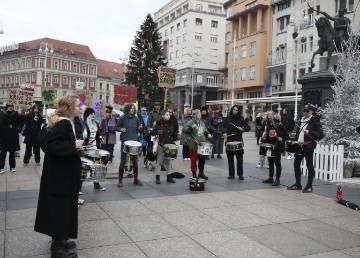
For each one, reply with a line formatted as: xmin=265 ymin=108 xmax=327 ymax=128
xmin=182 ymin=109 xmax=212 ymax=179
xmin=138 ymin=107 xmax=149 ymax=157
xmin=262 ymin=114 xmax=288 ymax=186
xmin=147 ymin=102 xmax=162 ymax=131
xmin=255 ymin=113 xmax=264 ymax=145
xmin=256 ymin=111 xmax=274 ymax=168
xmin=116 ymin=104 xmax=143 ymax=187
xmin=281 ymin=108 xmax=295 ymax=159
xmin=223 ymin=105 xmax=251 ymax=180
xmin=23 ymin=104 xmax=45 ymax=166
xmin=100 ymin=105 xmax=117 ymax=163
xmin=151 ymin=110 xmax=178 ymax=184
xmin=287 ymin=105 xmax=324 ymax=193
xmin=34 ymin=95 xmax=83 ymax=258
xmin=0 ymin=104 xmax=24 ymax=173
xmin=212 ymin=114 xmax=225 ymax=159
xmin=200 ymin=106 xmax=216 ymax=160
xmin=180 ymin=108 xmax=193 ymax=160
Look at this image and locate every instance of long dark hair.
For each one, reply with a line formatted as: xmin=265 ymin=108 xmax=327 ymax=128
xmin=229 ymin=105 xmax=241 ymax=117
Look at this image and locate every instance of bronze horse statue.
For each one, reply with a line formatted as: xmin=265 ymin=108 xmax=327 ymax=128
xmin=310 ymin=17 xmax=336 ymax=69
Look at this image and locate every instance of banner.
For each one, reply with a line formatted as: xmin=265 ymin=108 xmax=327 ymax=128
xmin=92 ymin=100 xmax=102 ymax=122
xmin=264 ymin=80 xmax=272 ymax=97
xmin=73 ymin=89 xmax=92 ymax=107
xmin=158 ymin=66 xmax=176 ymax=88
xmin=42 ymin=87 xmax=56 ymax=105
xmin=113 ymin=85 xmax=137 ymax=105
xmin=7 ymin=88 xmax=34 ymax=110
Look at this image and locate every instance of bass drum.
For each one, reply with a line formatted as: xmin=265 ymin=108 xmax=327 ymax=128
xmin=189 ymin=178 xmax=206 ymax=191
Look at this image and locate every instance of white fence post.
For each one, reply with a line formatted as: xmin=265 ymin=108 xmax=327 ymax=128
xmin=301 ymin=143 xmax=344 ymax=181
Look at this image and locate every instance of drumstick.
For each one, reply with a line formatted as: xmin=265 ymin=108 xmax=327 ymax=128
xmin=296 ymin=124 xmax=313 ymax=139
xmin=227 ymin=133 xmax=237 ymax=137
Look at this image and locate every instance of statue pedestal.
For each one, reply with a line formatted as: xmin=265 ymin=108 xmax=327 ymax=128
xmin=298 ymin=70 xmax=336 ymax=109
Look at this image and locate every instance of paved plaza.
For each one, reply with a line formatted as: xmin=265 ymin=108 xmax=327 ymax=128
xmin=0 ymin=133 xmax=359 ymax=257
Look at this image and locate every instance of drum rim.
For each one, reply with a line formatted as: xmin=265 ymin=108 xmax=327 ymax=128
xmin=81 ymin=157 xmax=94 ymax=164
xmin=124 ymin=140 xmax=142 ymax=147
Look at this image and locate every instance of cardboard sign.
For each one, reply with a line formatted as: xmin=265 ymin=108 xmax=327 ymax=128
xmin=73 ymin=89 xmax=92 ymax=107
xmin=41 ymin=87 xmax=56 ymax=105
xmin=92 ymin=99 xmax=102 ymax=122
xmin=158 ymin=66 xmax=176 ymax=88
xmin=7 ymin=88 xmax=34 ymax=110
xmin=113 ymin=85 xmax=137 ymax=105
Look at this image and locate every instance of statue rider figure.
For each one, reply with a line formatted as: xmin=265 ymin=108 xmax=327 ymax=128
xmin=318 ymin=7 xmax=351 ymax=47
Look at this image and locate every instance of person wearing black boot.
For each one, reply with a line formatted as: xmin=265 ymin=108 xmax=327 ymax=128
xmin=116 ymin=104 xmax=143 ymax=187
xmin=261 ymin=114 xmax=288 ymax=186
xmin=223 ymin=105 xmax=250 ymax=180
xmin=34 ymin=96 xmax=82 ymax=258
xmin=182 ymin=110 xmax=212 ymax=180
xmin=151 ymin=110 xmax=178 ymax=184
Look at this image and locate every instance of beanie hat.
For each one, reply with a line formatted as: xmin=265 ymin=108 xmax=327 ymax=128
xmin=83 ymin=107 xmax=95 ymax=121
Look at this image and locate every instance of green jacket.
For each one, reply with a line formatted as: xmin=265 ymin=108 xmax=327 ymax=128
xmin=182 ymin=118 xmax=209 ymax=150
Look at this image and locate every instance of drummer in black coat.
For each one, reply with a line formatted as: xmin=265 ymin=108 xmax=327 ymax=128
xmin=23 ymin=104 xmax=45 ymax=166
xmin=34 ymin=95 xmax=83 ymax=258
xmin=261 ymin=114 xmax=288 ymax=186
xmin=223 ymin=105 xmax=251 ymax=180
xmin=287 ymin=104 xmax=324 ymax=193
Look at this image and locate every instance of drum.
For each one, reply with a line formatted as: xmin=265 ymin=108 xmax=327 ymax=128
xmin=81 ymin=157 xmax=94 ymax=181
xmin=123 ymin=140 xmax=142 ymax=155
xmin=260 ymin=143 xmax=276 ymax=157
xmin=83 ymin=149 xmax=110 ymax=165
xmin=226 ymin=141 xmax=243 ymax=151
xmin=163 ymin=144 xmax=178 ymax=159
xmin=285 ymin=140 xmax=303 ymax=155
xmin=197 ymin=142 xmax=213 ymax=155
xmin=189 ymin=178 xmax=206 ymax=191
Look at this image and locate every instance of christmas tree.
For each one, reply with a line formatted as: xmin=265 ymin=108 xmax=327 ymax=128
xmin=125 ymin=13 xmax=167 ymax=109
xmin=322 ymin=31 xmax=360 ymax=161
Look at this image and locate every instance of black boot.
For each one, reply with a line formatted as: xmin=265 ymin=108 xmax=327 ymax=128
xmin=192 ymin=171 xmax=197 ymax=178
xmin=133 ymin=167 xmax=143 ymax=186
xmin=198 ymin=170 xmax=208 ymax=180
xmin=118 ymin=167 xmax=124 ymax=187
xmin=156 ymin=175 xmax=161 ymax=184
xmin=51 ymin=239 xmax=77 ymax=258
xmin=166 ymin=174 xmax=176 ymax=183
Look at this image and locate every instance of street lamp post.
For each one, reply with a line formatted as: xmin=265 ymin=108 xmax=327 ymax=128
xmin=39 ymin=42 xmax=53 ymax=114
xmin=231 ymin=37 xmax=236 ymax=107
xmin=186 ymin=50 xmax=200 ymax=109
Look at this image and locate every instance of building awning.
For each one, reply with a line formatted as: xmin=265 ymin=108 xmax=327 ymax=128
xmin=206 ymin=95 xmax=302 ymax=106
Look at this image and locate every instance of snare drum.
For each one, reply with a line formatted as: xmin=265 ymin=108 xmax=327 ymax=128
xmin=123 ymin=140 xmax=142 ymax=155
xmin=197 ymin=142 xmax=213 ymax=155
xmin=226 ymin=141 xmax=243 ymax=151
xmin=189 ymin=177 xmax=206 ymax=191
xmin=83 ymin=149 xmax=110 ymax=165
xmin=260 ymin=143 xmax=276 ymax=157
xmin=163 ymin=144 xmax=178 ymax=159
xmin=81 ymin=157 xmax=94 ymax=181
xmin=285 ymin=140 xmax=303 ymax=155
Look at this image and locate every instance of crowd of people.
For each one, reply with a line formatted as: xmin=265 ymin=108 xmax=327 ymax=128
xmin=0 ymin=96 xmax=325 ymax=258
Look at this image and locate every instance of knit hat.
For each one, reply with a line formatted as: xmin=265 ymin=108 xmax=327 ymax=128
xmin=201 ymin=106 xmax=208 ymax=111
xmin=192 ymin=109 xmax=200 ymax=116
xmin=83 ymin=107 xmax=95 ymax=121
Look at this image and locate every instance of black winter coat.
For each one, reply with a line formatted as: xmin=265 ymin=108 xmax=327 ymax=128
xmin=151 ymin=119 xmax=177 ymax=146
xmin=295 ymin=115 xmax=324 ymax=154
xmin=34 ymin=119 xmax=81 ymax=240
xmin=23 ymin=113 xmax=45 ymax=146
xmin=223 ymin=115 xmax=251 ymax=142
xmin=263 ymin=123 xmax=289 ymax=154
xmin=255 ymin=117 xmax=264 ymax=138
xmin=0 ymin=111 xmax=24 ymax=151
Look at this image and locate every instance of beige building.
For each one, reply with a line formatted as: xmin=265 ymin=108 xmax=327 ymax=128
xmin=154 ymin=0 xmax=226 ymax=113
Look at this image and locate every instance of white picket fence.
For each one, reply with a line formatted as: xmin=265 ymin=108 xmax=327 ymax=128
xmin=301 ymin=144 xmax=344 ymax=181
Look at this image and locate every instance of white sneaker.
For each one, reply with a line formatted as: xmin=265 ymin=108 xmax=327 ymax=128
xmin=256 ymin=164 xmax=262 ymax=168
xmin=266 ymin=165 xmax=269 ymax=169
xmin=286 ymin=156 xmax=293 ymax=160
xmin=10 ymin=168 xmax=16 ymax=173
xmin=0 ymin=169 xmax=4 ymax=174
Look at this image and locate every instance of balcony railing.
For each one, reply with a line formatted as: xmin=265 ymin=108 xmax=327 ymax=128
xmin=272 ymin=84 xmax=285 ymax=92
xmin=267 ymin=58 xmax=286 ymax=66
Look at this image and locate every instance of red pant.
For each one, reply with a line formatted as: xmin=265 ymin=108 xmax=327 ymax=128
xmin=189 ymin=148 xmax=205 ymax=173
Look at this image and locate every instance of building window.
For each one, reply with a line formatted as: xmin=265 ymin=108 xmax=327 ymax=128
xmin=100 ymin=82 xmax=103 ymax=90
xmin=234 ymin=47 xmax=238 ymax=60
xmin=176 ymin=50 xmax=180 ymax=58
xmin=195 ymin=18 xmax=202 ymax=26
xmin=309 ymin=36 xmax=313 ymax=51
xmin=301 ymin=38 xmax=307 ymax=53
xmin=106 ymin=84 xmax=109 ymax=90
xmin=73 ymin=64 xmax=78 ymax=72
xmin=182 ymin=47 xmax=187 ymax=56
xmin=196 ymin=4 xmax=202 ymax=11
xmin=183 ymin=33 xmax=187 ymax=42
xmin=63 ymin=76 xmax=68 ymax=85
xmin=232 ymin=68 xmax=237 ymax=82
xmin=241 ymin=67 xmax=246 ymax=81
xmin=106 ymin=96 xmax=109 ymax=103
xmin=170 ymin=52 xmax=173 ymax=60
xmin=210 ymin=49 xmax=217 ymax=57
xmin=241 ymin=44 xmax=247 ymax=57
xmin=53 ymin=75 xmax=59 ymax=84
xmin=195 ymin=33 xmax=202 ymax=41
xmin=225 ymin=32 xmax=231 ymax=44
xmin=63 ymin=62 xmax=68 ymax=71
xmin=211 ymin=20 xmax=218 ymax=28
xmin=210 ymin=35 xmax=218 ymax=43
xmin=176 ymin=36 xmax=180 ymax=44
xmin=195 ymin=74 xmax=203 ymax=83
xmin=82 ymin=65 xmax=87 ymax=74
xmin=91 ymin=66 xmax=95 ymax=75
xmin=226 ymin=8 xmax=232 ymax=18
xmin=177 ymin=23 xmax=180 ymax=31
xmin=276 ymin=45 xmax=286 ymax=60
xmin=54 ymin=60 xmax=59 ymax=70
xmin=62 ymin=91 xmax=67 ymax=97
xmin=247 ymin=92 xmax=262 ymax=98
xmin=90 ymin=80 xmax=95 ymax=87
xmin=207 ymin=75 xmax=218 ymax=86
xmin=277 ymin=15 xmax=290 ymax=33
xmin=250 ymin=42 xmax=256 ymax=56
xmin=249 ymin=65 xmax=255 ymax=79
xmin=170 ymin=26 xmax=174 ymax=34
xmin=170 ymin=39 xmax=173 ymax=47
xmin=99 ymin=95 xmax=102 ymax=100
xmin=183 ymin=19 xmax=187 ymax=27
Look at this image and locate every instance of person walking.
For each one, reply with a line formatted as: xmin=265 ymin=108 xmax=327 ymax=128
xmin=23 ymin=104 xmax=45 ymax=166
xmin=180 ymin=107 xmax=192 ymax=160
xmin=34 ymin=95 xmax=83 ymax=258
xmin=287 ymin=105 xmax=324 ymax=193
xmin=223 ymin=105 xmax=251 ymax=180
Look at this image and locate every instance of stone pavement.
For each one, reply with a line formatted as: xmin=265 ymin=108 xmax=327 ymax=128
xmin=0 ymin=134 xmax=359 ymax=257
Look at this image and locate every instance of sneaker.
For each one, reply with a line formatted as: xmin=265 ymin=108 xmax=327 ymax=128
xmin=187 ymin=158 xmax=190 ymax=161
xmin=94 ymin=183 xmax=106 ymax=191
xmin=23 ymin=163 xmax=29 ymax=167
xmin=78 ymin=198 xmax=84 ymax=205
xmin=302 ymin=185 xmax=313 ymax=193
xmin=262 ymin=178 xmax=273 ymax=184
xmin=36 ymin=163 xmax=41 ymax=166
xmin=287 ymin=184 xmax=302 ymax=190
xmin=10 ymin=168 xmax=16 ymax=173
xmin=266 ymin=165 xmax=269 ymax=169
xmin=256 ymin=164 xmax=262 ymax=168
xmin=286 ymin=155 xmax=293 ymax=160
xmin=272 ymin=179 xmax=280 ymax=186
xmin=79 ymin=191 xmax=83 ymax=195
xmin=0 ymin=169 xmax=4 ymax=174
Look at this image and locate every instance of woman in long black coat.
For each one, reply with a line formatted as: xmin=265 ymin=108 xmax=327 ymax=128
xmin=23 ymin=104 xmax=45 ymax=166
xmin=34 ymin=96 xmax=83 ymax=258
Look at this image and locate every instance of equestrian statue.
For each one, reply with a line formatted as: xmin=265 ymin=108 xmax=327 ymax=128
xmin=310 ymin=5 xmax=351 ymax=69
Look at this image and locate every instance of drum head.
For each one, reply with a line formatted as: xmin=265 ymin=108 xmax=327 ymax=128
xmin=124 ymin=140 xmax=142 ymax=147
xmin=96 ymin=149 xmax=110 ymax=156
xmin=200 ymin=142 xmax=212 ymax=147
xmin=164 ymin=144 xmax=178 ymax=148
xmin=83 ymin=150 xmax=97 ymax=158
xmin=81 ymin=157 xmax=94 ymax=164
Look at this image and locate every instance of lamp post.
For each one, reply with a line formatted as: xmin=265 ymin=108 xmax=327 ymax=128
xmin=39 ymin=42 xmax=53 ymax=114
xmin=231 ymin=37 xmax=236 ymax=107
xmin=186 ymin=50 xmax=200 ymax=109
xmin=289 ymin=14 xmax=309 ymax=121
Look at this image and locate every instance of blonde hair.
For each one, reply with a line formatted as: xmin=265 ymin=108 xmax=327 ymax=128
xmin=273 ymin=114 xmax=281 ymax=122
xmin=48 ymin=95 xmax=79 ymax=127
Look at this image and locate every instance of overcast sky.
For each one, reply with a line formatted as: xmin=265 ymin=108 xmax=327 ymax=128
xmin=0 ymin=0 xmax=170 ymax=62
